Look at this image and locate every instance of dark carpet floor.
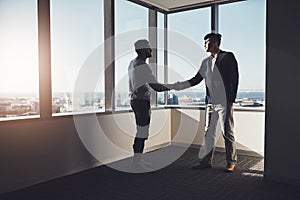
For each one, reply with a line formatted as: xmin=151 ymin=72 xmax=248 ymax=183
xmin=1 ymin=146 xmax=300 ymax=200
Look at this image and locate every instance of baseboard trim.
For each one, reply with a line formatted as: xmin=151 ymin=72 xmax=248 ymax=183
xmin=171 ymin=142 xmax=264 ymax=158
xmin=145 ymin=141 xmax=171 ymax=153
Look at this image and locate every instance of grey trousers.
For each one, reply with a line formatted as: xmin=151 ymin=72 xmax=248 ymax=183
xmin=199 ymin=103 xmax=237 ymax=165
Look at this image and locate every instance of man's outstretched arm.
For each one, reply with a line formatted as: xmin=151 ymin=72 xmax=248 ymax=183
xmin=173 ymin=71 xmax=204 ymax=90
xmin=148 ymin=83 xmax=175 ymax=92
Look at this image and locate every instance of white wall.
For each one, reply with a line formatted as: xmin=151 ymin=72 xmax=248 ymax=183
xmin=171 ymin=108 xmax=265 ymax=156
xmin=0 ymin=109 xmax=171 ymax=194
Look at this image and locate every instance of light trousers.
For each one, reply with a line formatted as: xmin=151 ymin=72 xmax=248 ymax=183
xmin=199 ymin=103 xmax=237 ymax=165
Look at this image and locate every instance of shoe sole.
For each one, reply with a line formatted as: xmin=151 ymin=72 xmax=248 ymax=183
xmin=224 ymin=168 xmax=235 ymax=173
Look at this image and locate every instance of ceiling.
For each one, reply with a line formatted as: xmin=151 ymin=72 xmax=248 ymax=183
xmin=135 ymin=0 xmax=242 ymax=13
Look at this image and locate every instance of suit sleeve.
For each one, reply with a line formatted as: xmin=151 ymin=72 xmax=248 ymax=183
xmin=187 ymin=71 xmax=204 ymax=87
xmin=176 ymin=67 xmax=204 ymax=90
xmin=229 ymin=53 xmax=239 ymax=102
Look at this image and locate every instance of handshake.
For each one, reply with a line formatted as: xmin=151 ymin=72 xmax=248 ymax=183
xmin=165 ymin=81 xmax=190 ymax=91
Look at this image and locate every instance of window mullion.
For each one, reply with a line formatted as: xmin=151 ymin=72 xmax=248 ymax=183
xmin=37 ymin=0 xmax=52 ymax=119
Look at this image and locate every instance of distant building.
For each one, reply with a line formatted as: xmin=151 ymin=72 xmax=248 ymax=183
xmin=0 ymin=102 xmax=11 ymax=113
xmin=167 ymin=93 xmax=178 ymax=105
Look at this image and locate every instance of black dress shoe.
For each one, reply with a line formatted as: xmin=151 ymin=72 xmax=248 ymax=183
xmin=192 ymin=162 xmax=212 ymax=170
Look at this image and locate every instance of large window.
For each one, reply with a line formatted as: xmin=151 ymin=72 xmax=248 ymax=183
xmin=50 ymin=0 xmax=104 ymax=115
xmin=0 ymin=0 xmax=266 ymax=121
xmin=0 ymin=0 xmax=39 ymax=121
xmin=115 ymin=0 xmax=148 ymax=110
xmin=219 ymin=0 xmax=266 ymax=109
xmin=168 ymin=8 xmax=210 ymax=106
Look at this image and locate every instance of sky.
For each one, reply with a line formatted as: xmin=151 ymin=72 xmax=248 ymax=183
xmin=0 ymin=0 xmax=266 ymax=95
xmin=168 ymin=0 xmax=266 ymax=92
xmin=0 ymin=0 xmax=38 ymax=94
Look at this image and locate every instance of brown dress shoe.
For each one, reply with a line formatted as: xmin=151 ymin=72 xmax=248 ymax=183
xmin=224 ymin=164 xmax=235 ymax=173
xmin=192 ymin=162 xmax=212 ymax=170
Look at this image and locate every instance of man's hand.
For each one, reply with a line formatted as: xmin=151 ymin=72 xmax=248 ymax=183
xmin=164 ymin=81 xmax=190 ymax=91
xmin=164 ymin=83 xmax=176 ymax=90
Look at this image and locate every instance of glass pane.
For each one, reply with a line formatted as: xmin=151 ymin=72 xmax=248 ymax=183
xmin=157 ymin=12 xmax=165 ymax=105
xmin=0 ymin=0 xmax=39 ymax=121
xmin=168 ymin=8 xmax=210 ymax=106
xmin=219 ymin=0 xmax=266 ymax=109
xmin=115 ymin=0 xmax=148 ymax=110
xmin=51 ymin=0 xmax=104 ymax=115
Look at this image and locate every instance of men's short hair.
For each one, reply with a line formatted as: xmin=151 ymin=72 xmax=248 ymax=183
xmin=204 ymin=33 xmax=222 ymax=46
xmin=134 ymin=39 xmax=151 ymax=50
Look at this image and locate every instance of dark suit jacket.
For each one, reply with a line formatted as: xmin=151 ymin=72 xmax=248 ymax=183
xmin=187 ymin=50 xmax=239 ymax=104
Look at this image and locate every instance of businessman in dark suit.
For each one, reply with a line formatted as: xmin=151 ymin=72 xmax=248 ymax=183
xmin=174 ymin=33 xmax=239 ymax=172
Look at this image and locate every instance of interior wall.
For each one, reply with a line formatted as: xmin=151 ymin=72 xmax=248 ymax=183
xmin=265 ymin=0 xmax=300 ymax=185
xmin=0 ymin=109 xmax=171 ymax=194
xmin=171 ymin=108 xmax=265 ymax=156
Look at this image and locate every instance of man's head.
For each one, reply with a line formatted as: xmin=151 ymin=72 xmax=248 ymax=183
xmin=134 ymin=39 xmax=152 ymax=58
xmin=204 ymin=33 xmax=222 ymax=53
